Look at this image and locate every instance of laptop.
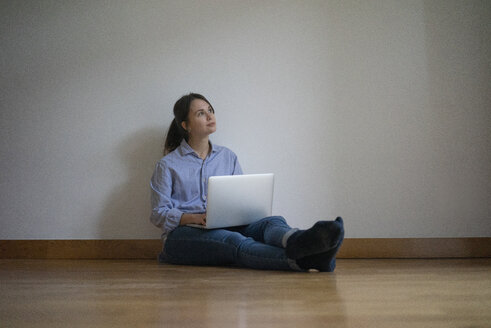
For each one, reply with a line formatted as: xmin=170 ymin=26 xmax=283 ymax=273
xmin=187 ymin=173 xmax=274 ymax=229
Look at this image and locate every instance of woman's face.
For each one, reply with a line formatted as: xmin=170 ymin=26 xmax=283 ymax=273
xmin=182 ymin=98 xmax=216 ymax=139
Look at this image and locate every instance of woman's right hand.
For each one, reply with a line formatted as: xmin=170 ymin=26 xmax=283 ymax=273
xmin=179 ymin=213 xmax=206 ymax=226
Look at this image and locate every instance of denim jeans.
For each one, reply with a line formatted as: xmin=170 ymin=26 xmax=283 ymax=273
xmin=160 ymin=216 xmax=302 ymax=271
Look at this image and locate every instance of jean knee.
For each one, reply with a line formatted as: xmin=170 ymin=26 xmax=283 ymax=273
xmin=261 ymin=216 xmax=287 ymax=225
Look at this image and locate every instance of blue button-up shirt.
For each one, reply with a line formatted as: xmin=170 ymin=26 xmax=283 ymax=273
xmin=150 ymin=139 xmax=243 ymax=234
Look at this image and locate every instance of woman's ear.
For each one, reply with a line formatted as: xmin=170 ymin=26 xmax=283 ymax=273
xmin=181 ymin=121 xmax=188 ymax=132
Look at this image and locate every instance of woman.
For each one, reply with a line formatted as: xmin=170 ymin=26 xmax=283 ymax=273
xmin=150 ymin=93 xmax=344 ymax=271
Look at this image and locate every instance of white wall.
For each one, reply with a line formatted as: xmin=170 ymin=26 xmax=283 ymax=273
xmin=1 ymin=0 xmax=490 ymax=239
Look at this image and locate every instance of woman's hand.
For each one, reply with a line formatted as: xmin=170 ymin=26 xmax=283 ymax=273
xmin=179 ymin=213 xmax=206 ymax=226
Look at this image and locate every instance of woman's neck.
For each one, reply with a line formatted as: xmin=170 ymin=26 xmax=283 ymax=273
xmin=187 ymin=137 xmax=210 ymax=160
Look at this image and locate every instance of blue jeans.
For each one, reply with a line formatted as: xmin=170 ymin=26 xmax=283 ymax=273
xmin=160 ymin=216 xmax=301 ymax=271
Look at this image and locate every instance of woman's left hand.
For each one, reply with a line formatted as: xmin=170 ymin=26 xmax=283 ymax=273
xmin=179 ymin=213 xmax=206 ymax=226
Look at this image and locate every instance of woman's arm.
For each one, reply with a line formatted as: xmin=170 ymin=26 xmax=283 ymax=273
xmin=150 ymin=162 xmax=184 ymax=232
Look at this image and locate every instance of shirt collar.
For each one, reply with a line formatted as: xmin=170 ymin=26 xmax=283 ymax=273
xmin=178 ymin=139 xmax=217 ymax=157
xmin=179 ymin=139 xmax=195 ymax=156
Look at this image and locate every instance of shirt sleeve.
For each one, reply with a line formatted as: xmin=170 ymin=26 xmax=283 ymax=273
xmin=232 ymin=153 xmax=243 ymax=175
xmin=149 ymin=161 xmax=183 ymax=233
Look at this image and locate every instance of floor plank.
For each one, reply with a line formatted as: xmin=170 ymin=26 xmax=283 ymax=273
xmin=1 ymin=259 xmax=490 ymax=327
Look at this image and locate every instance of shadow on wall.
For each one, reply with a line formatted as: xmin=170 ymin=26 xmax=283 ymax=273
xmin=98 ymin=125 xmax=167 ymax=239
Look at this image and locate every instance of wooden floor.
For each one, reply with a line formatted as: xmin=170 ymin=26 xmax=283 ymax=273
xmin=1 ymin=259 xmax=490 ymax=328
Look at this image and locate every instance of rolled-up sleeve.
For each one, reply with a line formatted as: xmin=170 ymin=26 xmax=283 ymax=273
xmin=150 ymin=162 xmax=183 ymax=233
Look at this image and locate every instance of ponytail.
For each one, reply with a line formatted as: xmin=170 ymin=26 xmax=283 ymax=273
xmin=163 ymin=119 xmax=184 ymax=155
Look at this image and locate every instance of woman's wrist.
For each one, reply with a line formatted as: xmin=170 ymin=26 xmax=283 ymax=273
xmin=179 ymin=213 xmax=191 ymax=226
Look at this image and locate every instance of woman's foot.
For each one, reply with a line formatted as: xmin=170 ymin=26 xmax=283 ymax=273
xmin=296 ymin=225 xmax=344 ymax=272
xmin=286 ymin=217 xmax=344 ymax=260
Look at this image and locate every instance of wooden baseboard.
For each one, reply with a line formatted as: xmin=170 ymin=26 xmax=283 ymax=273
xmin=340 ymin=238 xmax=491 ymax=258
xmin=1 ymin=238 xmax=490 ymax=259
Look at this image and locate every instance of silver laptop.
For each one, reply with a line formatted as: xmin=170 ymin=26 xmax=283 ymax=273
xmin=187 ymin=173 xmax=274 ymax=229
